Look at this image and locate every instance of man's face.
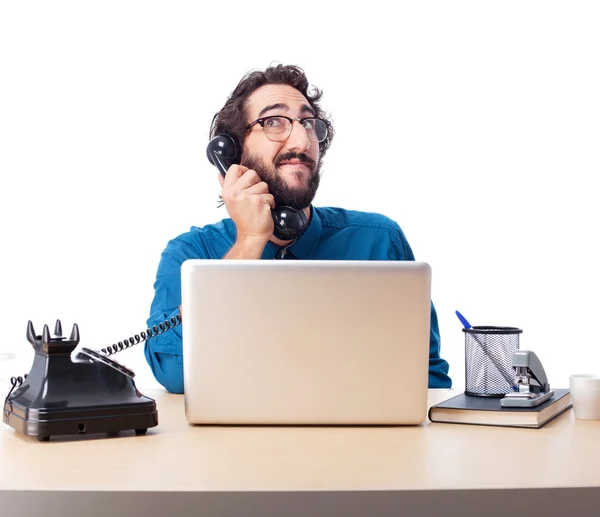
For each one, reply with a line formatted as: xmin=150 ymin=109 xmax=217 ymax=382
xmin=241 ymin=84 xmax=322 ymax=210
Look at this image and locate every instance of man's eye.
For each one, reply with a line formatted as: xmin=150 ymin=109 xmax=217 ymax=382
xmin=266 ymin=118 xmax=284 ymax=127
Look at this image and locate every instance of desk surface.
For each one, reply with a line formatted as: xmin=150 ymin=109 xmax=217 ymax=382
xmin=1 ymin=388 xmax=598 ymax=493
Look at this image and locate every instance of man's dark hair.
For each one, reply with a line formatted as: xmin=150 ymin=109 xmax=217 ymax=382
xmin=209 ymin=64 xmax=334 ymax=157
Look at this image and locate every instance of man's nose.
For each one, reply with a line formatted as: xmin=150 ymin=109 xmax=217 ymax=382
xmin=286 ymin=120 xmax=310 ymax=151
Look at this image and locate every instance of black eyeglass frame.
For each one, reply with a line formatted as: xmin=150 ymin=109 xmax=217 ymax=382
xmin=246 ymin=115 xmax=329 ymax=142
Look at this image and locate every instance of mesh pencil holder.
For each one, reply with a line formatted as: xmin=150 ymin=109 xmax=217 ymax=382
xmin=463 ymin=326 xmax=522 ymax=397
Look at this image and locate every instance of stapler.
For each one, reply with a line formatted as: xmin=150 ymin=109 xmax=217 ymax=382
xmin=501 ymin=350 xmax=554 ymax=408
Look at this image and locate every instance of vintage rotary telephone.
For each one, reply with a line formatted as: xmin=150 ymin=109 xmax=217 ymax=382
xmin=3 ymin=315 xmax=180 ymax=441
xmin=207 ymin=132 xmax=308 ymax=241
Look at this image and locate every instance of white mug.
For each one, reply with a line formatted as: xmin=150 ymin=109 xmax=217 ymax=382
xmin=569 ymin=374 xmax=600 ymax=420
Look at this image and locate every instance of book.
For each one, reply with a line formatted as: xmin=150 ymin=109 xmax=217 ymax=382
xmin=428 ymin=388 xmax=572 ymax=429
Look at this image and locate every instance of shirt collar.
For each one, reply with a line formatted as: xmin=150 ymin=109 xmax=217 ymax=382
xmin=262 ymin=205 xmax=322 ymax=260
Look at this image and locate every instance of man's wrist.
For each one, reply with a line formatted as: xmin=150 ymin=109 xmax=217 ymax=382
xmin=224 ymin=236 xmax=268 ymax=259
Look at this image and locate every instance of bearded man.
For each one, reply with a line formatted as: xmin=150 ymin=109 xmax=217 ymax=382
xmin=144 ymin=64 xmax=452 ymax=394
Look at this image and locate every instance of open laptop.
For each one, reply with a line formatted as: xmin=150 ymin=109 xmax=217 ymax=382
xmin=180 ymin=260 xmax=432 ymax=425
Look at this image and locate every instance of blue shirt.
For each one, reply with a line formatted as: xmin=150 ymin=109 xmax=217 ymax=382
xmin=144 ymin=206 xmax=452 ymax=393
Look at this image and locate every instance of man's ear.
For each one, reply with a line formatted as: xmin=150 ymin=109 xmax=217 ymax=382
xmin=218 ymin=173 xmax=224 ymax=187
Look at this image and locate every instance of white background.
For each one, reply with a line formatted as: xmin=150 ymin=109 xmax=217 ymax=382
xmin=1 ymin=1 xmax=599 ymax=392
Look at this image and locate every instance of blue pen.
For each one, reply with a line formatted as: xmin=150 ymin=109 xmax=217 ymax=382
xmin=455 ymin=310 xmax=472 ymax=329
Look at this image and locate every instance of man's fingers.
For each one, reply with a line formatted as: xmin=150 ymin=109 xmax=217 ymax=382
xmin=261 ymin=193 xmax=275 ymax=209
xmin=234 ymin=169 xmax=262 ymax=189
xmin=222 ymin=164 xmax=248 ymax=188
xmin=220 ymin=165 xmax=274 ymax=209
xmin=246 ymin=181 xmax=269 ymax=195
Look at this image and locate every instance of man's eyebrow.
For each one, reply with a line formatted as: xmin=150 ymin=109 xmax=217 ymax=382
xmin=257 ymin=102 xmax=316 ymax=118
xmin=301 ymin=104 xmax=316 ymax=116
xmin=258 ymin=103 xmax=287 ymax=117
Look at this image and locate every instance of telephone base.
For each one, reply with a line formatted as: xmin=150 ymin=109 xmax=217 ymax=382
xmin=4 ymin=396 xmax=158 ymax=442
xmin=3 ymin=320 xmax=160 ymax=442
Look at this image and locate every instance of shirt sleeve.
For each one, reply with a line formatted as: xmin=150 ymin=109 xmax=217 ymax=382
xmin=389 ymin=225 xmax=453 ymax=389
xmin=144 ymin=234 xmax=207 ymax=393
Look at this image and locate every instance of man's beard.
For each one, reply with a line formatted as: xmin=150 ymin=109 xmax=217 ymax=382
xmin=241 ymin=151 xmax=321 ymax=210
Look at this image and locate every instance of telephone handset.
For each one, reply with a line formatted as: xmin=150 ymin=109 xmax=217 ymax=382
xmin=207 ymin=133 xmax=308 ymax=241
xmin=3 ymin=315 xmax=181 ymax=441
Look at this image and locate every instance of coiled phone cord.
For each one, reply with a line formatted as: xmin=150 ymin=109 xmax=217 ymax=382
xmin=100 ymin=314 xmax=182 ymax=357
xmin=3 ymin=375 xmax=27 ymax=421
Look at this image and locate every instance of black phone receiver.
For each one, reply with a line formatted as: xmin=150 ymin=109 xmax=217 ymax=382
xmin=206 ymin=133 xmax=241 ymax=177
xmin=206 ymin=133 xmax=308 ymax=241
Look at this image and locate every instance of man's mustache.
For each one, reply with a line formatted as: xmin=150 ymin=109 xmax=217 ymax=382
xmin=275 ymin=152 xmax=316 ymax=170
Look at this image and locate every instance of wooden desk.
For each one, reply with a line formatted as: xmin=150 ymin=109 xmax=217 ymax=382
xmin=1 ymin=389 xmax=599 ymax=516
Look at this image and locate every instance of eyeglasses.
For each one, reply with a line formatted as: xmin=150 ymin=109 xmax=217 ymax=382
xmin=246 ymin=115 xmax=329 ymax=143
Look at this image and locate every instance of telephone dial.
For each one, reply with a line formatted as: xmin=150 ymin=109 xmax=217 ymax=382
xmin=207 ymin=132 xmax=308 ymax=241
xmin=3 ymin=315 xmax=180 ymax=441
